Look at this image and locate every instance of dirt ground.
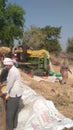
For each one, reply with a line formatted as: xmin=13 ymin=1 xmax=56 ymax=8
xmin=19 ymin=63 xmax=73 ymax=130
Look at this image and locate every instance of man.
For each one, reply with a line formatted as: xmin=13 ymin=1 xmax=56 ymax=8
xmin=2 ymin=57 xmax=24 ymax=130
xmin=60 ymin=58 xmax=72 ymax=84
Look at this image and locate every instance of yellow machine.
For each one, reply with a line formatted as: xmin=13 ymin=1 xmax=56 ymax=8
xmin=14 ymin=47 xmax=50 ymax=75
xmin=27 ymin=49 xmax=50 ymax=59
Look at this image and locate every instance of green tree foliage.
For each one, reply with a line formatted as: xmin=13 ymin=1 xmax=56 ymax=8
xmin=23 ymin=26 xmax=44 ymax=49
xmin=66 ymin=37 xmax=73 ymax=53
xmin=0 ymin=0 xmax=7 ymax=38
xmin=40 ymin=26 xmax=62 ymax=52
xmin=0 ymin=0 xmax=25 ymax=46
xmin=23 ymin=26 xmax=62 ymax=53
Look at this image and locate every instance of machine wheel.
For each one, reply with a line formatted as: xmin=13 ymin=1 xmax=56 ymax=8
xmin=0 ymin=97 xmax=6 ymax=130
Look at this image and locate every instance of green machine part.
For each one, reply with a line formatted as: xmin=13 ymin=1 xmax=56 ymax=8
xmin=44 ymin=53 xmax=48 ymax=70
xmin=37 ymin=53 xmax=49 ymax=75
xmin=17 ymin=51 xmax=50 ymax=76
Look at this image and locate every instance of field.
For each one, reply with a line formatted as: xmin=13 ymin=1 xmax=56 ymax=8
xmin=0 ymin=51 xmax=73 ymax=130
xmin=20 ymin=58 xmax=73 ymax=130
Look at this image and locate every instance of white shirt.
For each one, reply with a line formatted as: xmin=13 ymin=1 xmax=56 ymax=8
xmin=3 ymin=65 xmax=24 ymax=97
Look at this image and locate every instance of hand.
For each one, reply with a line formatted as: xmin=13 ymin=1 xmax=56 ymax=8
xmin=6 ymin=93 xmax=10 ymax=100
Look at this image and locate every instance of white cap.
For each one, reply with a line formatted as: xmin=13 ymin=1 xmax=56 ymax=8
xmin=3 ymin=58 xmax=13 ymax=65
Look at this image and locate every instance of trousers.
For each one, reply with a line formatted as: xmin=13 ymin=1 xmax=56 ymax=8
xmin=6 ymin=96 xmax=21 ymax=130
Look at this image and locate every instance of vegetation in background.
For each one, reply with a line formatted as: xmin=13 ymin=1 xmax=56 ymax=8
xmin=0 ymin=0 xmax=63 ymax=53
xmin=66 ymin=37 xmax=73 ymax=53
xmin=0 ymin=0 xmax=25 ymax=46
xmin=23 ymin=26 xmax=62 ymax=53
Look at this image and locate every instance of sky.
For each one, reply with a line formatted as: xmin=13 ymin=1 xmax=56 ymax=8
xmin=8 ymin=0 xmax=73 ymax=50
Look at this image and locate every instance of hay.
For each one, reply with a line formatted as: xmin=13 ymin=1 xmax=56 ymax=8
xmin=0 ymin=47 xmax=11 ymax=54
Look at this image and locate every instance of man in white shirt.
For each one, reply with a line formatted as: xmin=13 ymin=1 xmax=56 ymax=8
xmin=2 ymin=57 xmax=24 ymax=130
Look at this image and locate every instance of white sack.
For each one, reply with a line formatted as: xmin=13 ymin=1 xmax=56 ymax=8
xmin=16 ymin=83 xmax=73 ymax=130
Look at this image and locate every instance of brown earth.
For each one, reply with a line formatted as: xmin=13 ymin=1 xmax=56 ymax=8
xmin=19 ymin=62 xmax=73 ymax=130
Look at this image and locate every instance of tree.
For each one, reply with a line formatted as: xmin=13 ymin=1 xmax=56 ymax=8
xmin=23 ymin=26 xmax=62 ymax=53
xmin=0 ymin=0 xmax=7 ymax=43
xmin=40 ymin=26 xmax=62 ymax=52
xmin=0 ymin=0 xmax=26 ymax=47
xmin=66 ymin=37 xmax=73 ymax=53
xmin=23 ymin=26 xmax=44 ymax=49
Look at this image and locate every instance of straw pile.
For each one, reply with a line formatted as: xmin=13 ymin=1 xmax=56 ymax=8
xmin=0 ymin=47 xmax=11 ymax=54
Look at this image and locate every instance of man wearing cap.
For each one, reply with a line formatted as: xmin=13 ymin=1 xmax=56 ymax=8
xmin=1 ymin=57 xmax=24 ymax=130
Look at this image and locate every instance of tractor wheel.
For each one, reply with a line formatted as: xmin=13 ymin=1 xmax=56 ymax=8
xmin=0 ymin=97 xmax=6 ymax=130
